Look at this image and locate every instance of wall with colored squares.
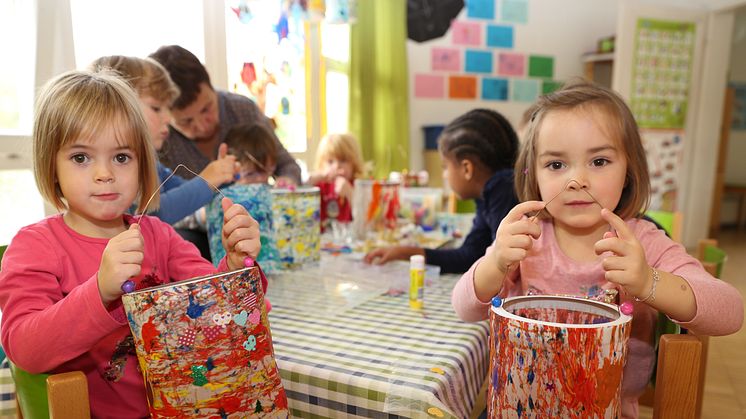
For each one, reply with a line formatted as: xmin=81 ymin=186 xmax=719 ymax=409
xmin=407 ymin=0 xmax=619 ymax=172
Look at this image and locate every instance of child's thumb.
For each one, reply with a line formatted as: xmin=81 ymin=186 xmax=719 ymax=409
xmin=221 ymin=196 xmax=234 ymax=212
xmin=217 ymin=142 xmax=229 ymax=159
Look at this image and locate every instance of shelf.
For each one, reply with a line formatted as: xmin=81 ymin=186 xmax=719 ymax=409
xmin=582 ymin=52 xmax=614 ymax=63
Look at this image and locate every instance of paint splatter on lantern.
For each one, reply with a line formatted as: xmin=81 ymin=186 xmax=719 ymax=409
xmin=122 ymin=267 xmax=288 ymax=418
xmin=489 ymin=295 xmax=631 ymax=418
xmin=271 ymin=186 xmax=321 ymax=269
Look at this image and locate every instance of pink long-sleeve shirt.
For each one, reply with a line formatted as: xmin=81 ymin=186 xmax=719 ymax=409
xmin=0 ymin=214 xmax=234 ymax=418
xmin=452 ymin=218 xmax=743 ymax=418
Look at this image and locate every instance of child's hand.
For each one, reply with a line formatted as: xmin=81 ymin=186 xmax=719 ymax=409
xmin=594 ymin=208 xmax=651 ymax=299
xmin=275 ymin=176 xmax=297 ymax=188
xmin=364 ymin=246 xmax=423 ymax=265
xmin=334 ymin=176 xmax=353 ymax=202
xmin=98 ymin=224 xmax=143 ymax=305
xmin=489 ymin=201 xmax=545 ymax=273
xmin=201 ymin=143 xmax=238 ymax=187
xmin=221 ymin=197 xmax=261 ymax=270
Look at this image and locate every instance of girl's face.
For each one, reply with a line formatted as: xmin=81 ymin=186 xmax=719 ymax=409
xmin=139 ymin=95 xmax=171 ymax=151
xmin=55 ymin=123 xmax=139 ymax=236
xmin=535 ymin=108 xmax=627 ymax=232
xmin=442 ymin=155 xmax=474 ymax=200
xmin=323 ymin=155 xmax=354 ymax=181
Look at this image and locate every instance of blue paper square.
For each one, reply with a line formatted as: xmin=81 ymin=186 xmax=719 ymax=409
xmin=502 ymin=0 xmax=528 ymax=24
xmin=482 ymin=78 xmax=508 ymax=101
xmin=486 ymin=25 xmax=513 ymax=48
xmin=511 ymin=79 xmax=540 ymax=102
xmin=467 ymin=0 xmax=496 ymax=20
xmin=465 ymin=50 xmax=493 ymax=74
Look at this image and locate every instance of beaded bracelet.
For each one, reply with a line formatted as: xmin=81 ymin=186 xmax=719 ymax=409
xmin=634 ymin=267 xmax=660 ymax=303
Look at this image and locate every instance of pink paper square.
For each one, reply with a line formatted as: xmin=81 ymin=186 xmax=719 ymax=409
xmin=432 ymin=48 xmax=461 ymax=71
xmin=498 ymin=52 xmax=525 ymax=76
xmin=414 ymin=74 xmax=445 ymax=98
xmin=451 ymin=21 xmax=482 ymax=46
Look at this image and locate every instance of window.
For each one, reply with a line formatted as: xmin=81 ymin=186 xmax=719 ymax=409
xmin=69 ymin=0 xmax=204 ymax=67
xmin=322 ymin=23 xmax=350 ymax=135
xmin=0 ymin=0 xmax=35 ymax=134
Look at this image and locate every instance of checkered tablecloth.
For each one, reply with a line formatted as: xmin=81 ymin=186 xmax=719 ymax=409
xmin=266 ymin=255 xmax=489 ymax=418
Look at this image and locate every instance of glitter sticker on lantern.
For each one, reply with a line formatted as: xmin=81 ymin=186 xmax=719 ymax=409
xmin=122 ymin=267 xmax=288 ymax=418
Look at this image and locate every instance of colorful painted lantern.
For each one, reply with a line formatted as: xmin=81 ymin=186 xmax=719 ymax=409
xmin=351 ymin=180 xmax=400 ymax=240
xmin=122 ymin=268 xmax=288 ymax=418
xmin=270 ymin=187 xmax=321 ymax=269
xmin=489 ymin=295 xmax=631 ymax=418
xmin=206 ymin=183 xmax=279 ymax=272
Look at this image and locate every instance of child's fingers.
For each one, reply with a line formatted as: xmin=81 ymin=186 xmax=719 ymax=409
xmin=503 ymin=201 xmax=546 ymax=224
xmin=221 ymin=197 xmax=236 ymax=214
xmin=600 ymin=209 xmax=632 ymax=240
xmin=217 ymin=142 xmax=228 ymax=159
xmin=363 ymin=249 xmax=384 ymax=264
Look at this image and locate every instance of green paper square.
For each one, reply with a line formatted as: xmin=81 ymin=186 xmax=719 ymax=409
xmin=529 ymin=55 xmax=554 ymax=78
xmin=542 ymin=80 xmax=563 ymax=95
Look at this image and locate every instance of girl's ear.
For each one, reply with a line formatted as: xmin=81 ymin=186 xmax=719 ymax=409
xmin=460 ymin=159 xmax=474 ymax=181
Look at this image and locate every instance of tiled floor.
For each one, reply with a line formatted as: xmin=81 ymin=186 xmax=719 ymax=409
xmin=639 ymin=227 xmax=746 ymax=419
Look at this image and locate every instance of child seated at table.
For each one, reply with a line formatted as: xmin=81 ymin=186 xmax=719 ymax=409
xmin=306 ymin=133 xmax=364 ymax=231
xmin=364 ymin=109 xmax=519 ymax=273
xmin=205 ymin=123 xmax=280 ymax=268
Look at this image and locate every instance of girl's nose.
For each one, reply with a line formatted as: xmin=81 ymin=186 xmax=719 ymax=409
xmin=95 ymin=164 xmax=114 ymax=183
xmin=566 ymin=178 xmax=589 ymax=191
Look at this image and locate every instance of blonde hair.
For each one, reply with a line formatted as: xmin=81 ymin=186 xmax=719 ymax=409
xmin=514 ymin=79 xmax=650 ymax=220
xmin=89 ymin=55 xmax=180 ymax=104
xmin=33 ymin=70 xmax=160 ymax=212
xmin=314 ymin=133 xmax=364 ymax=179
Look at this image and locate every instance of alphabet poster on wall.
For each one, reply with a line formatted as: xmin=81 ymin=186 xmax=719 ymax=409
xmin=630 ymin=18 xmax=695 ymax=129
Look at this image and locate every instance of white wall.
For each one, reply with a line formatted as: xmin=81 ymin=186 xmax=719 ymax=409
xmin=406 ymin=0 xmax=619 ymax=171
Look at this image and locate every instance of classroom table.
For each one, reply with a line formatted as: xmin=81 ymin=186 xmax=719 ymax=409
xmin=266 ymin=254 xmax=489 ymax=419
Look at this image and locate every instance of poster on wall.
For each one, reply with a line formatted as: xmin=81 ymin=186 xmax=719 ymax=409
xmin=642 ymin=130 xmax=684 ymax=211
xmin=630 ymin=18 xmax=695 ymax=129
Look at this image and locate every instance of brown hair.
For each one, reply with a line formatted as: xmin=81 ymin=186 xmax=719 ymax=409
xmin=89 ymin=55 xmax=180 ymax=104
xmin=149 ymin=45 xmax=211 ymax=110
xmin=514 ymin=79 xmax=650 ymax=219
xmin=224 ymin=123 xmax=279 ymax=169
xmin=314 ymin=133 xmax=364 ymax=179
xmin=33 ymin=70 xmax=160 ymax=211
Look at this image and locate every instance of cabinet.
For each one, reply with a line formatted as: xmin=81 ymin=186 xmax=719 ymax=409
xmin=582 ymin=52 xmax=614 ymax=88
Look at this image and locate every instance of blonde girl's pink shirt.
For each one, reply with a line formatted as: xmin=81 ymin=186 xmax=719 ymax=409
xmin=452 ymin=218 xmax=743 ymax=418
xmin=0 ymin=214 xmax=232 ymax=418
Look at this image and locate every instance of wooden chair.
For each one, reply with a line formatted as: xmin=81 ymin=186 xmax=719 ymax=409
xmin=0 ymin=244 xmax=91 ymax=418
xmin=643 ymin=238 xmax=727 ymax=418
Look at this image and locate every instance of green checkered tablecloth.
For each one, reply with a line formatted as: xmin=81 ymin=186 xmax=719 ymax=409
xmin=266 ymin=255 xmax=489 ymax=418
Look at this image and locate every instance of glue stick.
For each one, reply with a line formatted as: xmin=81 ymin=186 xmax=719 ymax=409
xmin=409 ymin=255 xmax=425 ymax=309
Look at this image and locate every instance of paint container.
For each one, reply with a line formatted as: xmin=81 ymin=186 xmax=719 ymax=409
xmin=489 ymin=295 xmax=631 ymax=418
xmin=122 ymin=267 xmax=288 ymax=418
xmin=351 ymin=179 xmax=400 ymax=240
xmin=271 ymin=187 xmax=321 ymax=269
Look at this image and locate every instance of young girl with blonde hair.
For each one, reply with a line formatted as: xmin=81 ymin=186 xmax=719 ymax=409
xmin=307 ymin=132 xmax=365 ymax=229
xmin=0 ymin=70 xmax=262 ymax=417
xmin=452 ymin=80 xmax=743 ymax=418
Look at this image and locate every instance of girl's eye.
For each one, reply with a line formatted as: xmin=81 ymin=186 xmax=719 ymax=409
xmin=547 ymin=161 xmax=565 ymax=170
xmin=150 ymin=106 xmax=161 ymax=113
xmin=114 ymin=153 xmax=132 ymax=164
xmin=71 ymin=153 xmax=88 ymax=164
xmin=592 ymin=158 xmax=609 ymax=167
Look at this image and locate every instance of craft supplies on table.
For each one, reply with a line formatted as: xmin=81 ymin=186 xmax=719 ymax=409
xmin=351 ymin=179 xmax=400 ymax=240
xmin=271 ymin=186 xmax=321 ymax=269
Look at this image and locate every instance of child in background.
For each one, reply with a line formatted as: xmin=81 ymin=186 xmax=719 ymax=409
xmin=0 ymin=70 xmax=262 ymax=418
xmin=451 ymin=81 xmax=743 ymax=418
xmin=364 ymin=109 xmax=519 ymax=274
xmin=306 ymin=133 xmax=364 ymax=231
xmin=89 ymin=55 xmax=238 ymax=226
xmin=226 ymin=123 xmax=279 ymax=185
xmin=205 ymin=123 xmax=281 ymax=268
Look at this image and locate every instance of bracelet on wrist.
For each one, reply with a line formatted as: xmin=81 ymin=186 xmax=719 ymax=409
xmin=634 ymin=267 xmax=660 ymax=303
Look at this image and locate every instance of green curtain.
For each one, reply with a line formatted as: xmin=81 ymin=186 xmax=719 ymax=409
xmin=349 ymin=0 xmax=409 ymax=179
